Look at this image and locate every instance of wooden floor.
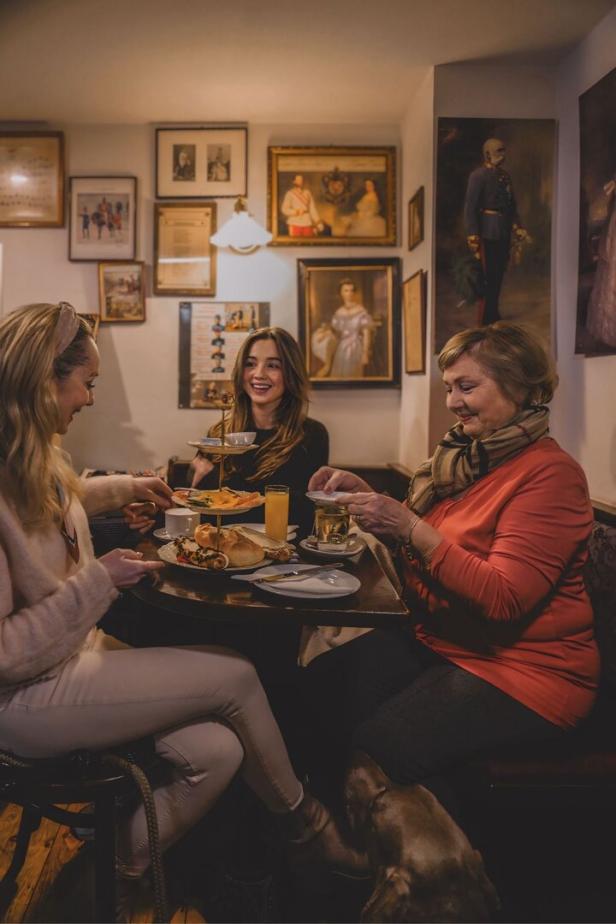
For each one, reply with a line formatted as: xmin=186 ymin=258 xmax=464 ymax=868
xmin=0 ymin=803 xmax=205 ymax=923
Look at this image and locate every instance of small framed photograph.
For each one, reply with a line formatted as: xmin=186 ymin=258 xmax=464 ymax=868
xmin=268 ymin=146 xmax=397 ymax=246
xmin=403 ymin=270 xmax=426 ymax=374
xmin=69 ymin=176 xmax=137 ymax=261
xmin=156 ymin=126 xmax=247 ymax=199
xmin=78 ymin=313 xmax=101 ymax=340
xmin=298 ymin=257 xmax=401 ymax=388
xmin=408 ymin=186 xmax=424 ymax=251
xmin=154 ymin=202 xmax=217 ymax=296
xmin=0 ymin=131 xmax=64 ymax=227
xmin=98 ymin=261 xmax=146 ymax=322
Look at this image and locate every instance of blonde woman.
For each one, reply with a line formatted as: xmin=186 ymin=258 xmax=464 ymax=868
xmin=0 ymin=303 xmax=364 ymax=919
xmin=191 ymin=326 xmax=329 ymax=538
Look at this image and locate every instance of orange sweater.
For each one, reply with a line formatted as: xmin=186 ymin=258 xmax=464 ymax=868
xmin=402 ymin=438 xmax=598 ymax=729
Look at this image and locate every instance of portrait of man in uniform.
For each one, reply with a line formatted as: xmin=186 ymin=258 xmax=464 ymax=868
xmin=434 ymin=117 xmax=555 ymax=351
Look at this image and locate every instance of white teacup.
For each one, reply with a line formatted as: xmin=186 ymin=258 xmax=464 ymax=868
xmin=165 ymin=507 xmax=200 ymax=538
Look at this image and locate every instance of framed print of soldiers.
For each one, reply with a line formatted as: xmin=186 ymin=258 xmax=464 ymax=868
xmin=281 ymin=174 xmax=325 ymax=237
xmin=464 ymin=138 xmax=530 ymax=324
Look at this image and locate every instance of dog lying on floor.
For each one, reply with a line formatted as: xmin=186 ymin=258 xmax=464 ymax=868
xmin=344 ymin=752 xmax=500 ymax=923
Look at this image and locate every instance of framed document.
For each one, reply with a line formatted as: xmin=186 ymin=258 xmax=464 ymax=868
xmin=0 ymin=131 xmax=64 ymax=227
xmin=154 ymin=202 xmax=217 ymax=296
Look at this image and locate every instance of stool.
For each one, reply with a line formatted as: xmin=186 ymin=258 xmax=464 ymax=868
xmin=0 ymin=740 xmax=164 ymax=923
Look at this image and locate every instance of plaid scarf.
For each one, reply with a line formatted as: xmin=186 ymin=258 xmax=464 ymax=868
xmin=407 ymin=406 xmax=550 ymax=516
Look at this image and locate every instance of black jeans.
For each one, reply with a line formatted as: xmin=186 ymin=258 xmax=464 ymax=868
xmin=300 ymin=628 xmax=563 ymax=808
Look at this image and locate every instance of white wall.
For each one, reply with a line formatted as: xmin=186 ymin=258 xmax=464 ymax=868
xmin=554 ymin=6 xmax=616 ymax=506
xmin=398 ymin=68 xmax=435 ymax=472
xmin=0 ymin=121 xmax=403 ymax=472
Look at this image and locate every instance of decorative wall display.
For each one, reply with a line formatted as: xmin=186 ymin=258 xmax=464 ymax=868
xmin=98 ymin=261 xmax=146 ymax=322
xmin=297 ymin=257 xmax=401 ymax=388
xmin=268 ymin=146 xmax=396 ymax=246
xmin=576 ymin=65 xmax=616 ymax=356
xmin=178 ymin=301 xmax=270 ymax=408
xmin=403 ymin=270 xmax=426 ymax=374
xmin=69 ymin=176 xmax=137 ymax=261
xmin=434 ymin=117 xmax=555 ymax=352
xmin=408 ymin=186 xmax=424 ymax=251
xmin=156 ymin=127 xmax=247 ymax=199
xmin=78 ymin=313 xmax=100 ymax=340
xmin=154 ymin=202 xmax=217 ymax=296
xmin=0 ymin=131 xmax=64 ymax=227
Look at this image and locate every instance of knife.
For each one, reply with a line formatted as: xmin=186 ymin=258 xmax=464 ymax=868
xmin=234 ymin=562 xmax=344 ymax=584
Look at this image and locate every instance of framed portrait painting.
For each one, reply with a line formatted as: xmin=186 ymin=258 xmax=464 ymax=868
xmin=298 ymin=257 xmax=401 ymax=388
xmin=69 ymin=176 xmax=137 ymax=261
xmin=268 ymin=146 xmax=396 ymax=246
xmin=0 ymin=131 xmax=64 ymax=227
xmin=156 ymin=126 xmax=247 ymax=199
xmin=576 ymin=65 xmax=616 ymax=356
xmin=154 ymin=201 xmax=217 ymax=296
xmin=403 ymin=270 xmax=426 ymax=374
xmin=98 ymin=261 xmax=146 ymax=322
xmin=408 ymin=186 xmax=424 ymax=251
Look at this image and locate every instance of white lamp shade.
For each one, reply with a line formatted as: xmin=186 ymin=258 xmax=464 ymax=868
xmin=210 ymin=211 xmax=273 ymax=254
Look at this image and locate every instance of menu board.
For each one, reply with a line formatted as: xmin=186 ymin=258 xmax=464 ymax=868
xmin=178 ymin=301 xmax=270 ymax=408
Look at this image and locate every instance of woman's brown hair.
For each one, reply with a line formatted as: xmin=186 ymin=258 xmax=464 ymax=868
xmin=438 ymin=321 xmax=558 ymax=407
xmin=210 ymin=327 xmax=310 ymax=481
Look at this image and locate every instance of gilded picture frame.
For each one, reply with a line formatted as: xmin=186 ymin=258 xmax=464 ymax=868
xmin=98 ymin=261 xmax=146 ymax=322
xmin=298 ymin=257 xmax=401 ymax=388
xmin=403 ymin=270 xmax=426 ymax=374
xmin=408 ymin=186 xmax=424 ymax=251
xmin=154 ymin=201 xmax=217 ymax=297
xmin=0 ymin=131 xmax=64 ymax=227
xmin=268 ymin=146 xmax=396 ymax=246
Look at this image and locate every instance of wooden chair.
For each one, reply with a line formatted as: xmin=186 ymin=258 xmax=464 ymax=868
xmin=0 ymin=740 xmax=167 ymax=923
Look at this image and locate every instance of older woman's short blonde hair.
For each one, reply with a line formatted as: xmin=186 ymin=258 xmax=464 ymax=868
xmin=438 ymin=321 xmax=558 ymax=406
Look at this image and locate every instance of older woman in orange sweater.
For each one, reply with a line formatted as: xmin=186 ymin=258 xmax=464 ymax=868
xmin=307 ymin=321 xmax=597 ymax=921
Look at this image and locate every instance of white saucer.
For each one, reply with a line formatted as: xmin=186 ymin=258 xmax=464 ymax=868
xmin=299 ymin=536 xmax=365 ymax=559
xmin=305 ymin=490 xmax=349 ymax=506
xmin=153 ymin=527 xmax=176 ymax=542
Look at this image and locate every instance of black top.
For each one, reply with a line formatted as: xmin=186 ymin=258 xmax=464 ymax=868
xmin=194 ymin=417 xmax=329 ymax=538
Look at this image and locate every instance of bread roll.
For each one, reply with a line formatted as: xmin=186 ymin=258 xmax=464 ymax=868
xmin=194 ymin=524 xmax=265 ymax=567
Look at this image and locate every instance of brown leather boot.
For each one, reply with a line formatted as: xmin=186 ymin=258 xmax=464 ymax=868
xmin=344 ymin=751 xmax=500 ymax=923
xmin=281 ymin=790 xmax=370 ymax=882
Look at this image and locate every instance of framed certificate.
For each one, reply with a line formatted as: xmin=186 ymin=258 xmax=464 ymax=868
xmin=0 ymin=131 xmax=64 ymax=227
xmin=153 ymin=201 xmax=217 ymax=296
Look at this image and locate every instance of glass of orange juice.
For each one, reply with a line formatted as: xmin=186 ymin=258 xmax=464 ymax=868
xmin=265 ymin=485 xmax=289 ymax=542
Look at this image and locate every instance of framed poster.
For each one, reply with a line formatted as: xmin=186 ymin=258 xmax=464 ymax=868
xmin=154 ymin=202 xmax=217 ymax=296
xmin=0 ymin=131 xmax=64 ymax=227
xmin=297 ymin=257 xmax=401 ymax=388
xmin=408 ymin=186 xmax=424 ymax=251
xmin=268 ymin=146 xmax=396 ymax=245
xmin=178 ymin=301 xmax=270 ymax=408
xmin=98 ymin=261 xmax=146 ymax=322
xmin=403 ymin=270 xmax=426 ymax=374
xmin=576 ymin=65 xmax=616 ymax=356
xmin=434 ymin=117 xmax=554 ymax=352
xmin=69 ymin=176 xmax=137 ymax=261
xmin=156 ymin=126 xmax=247 ymax=199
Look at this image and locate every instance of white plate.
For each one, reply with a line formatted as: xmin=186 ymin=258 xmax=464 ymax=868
xmin=305 ymin=490 xmax=350 ymax=506
xmin=187 ymin=440 xmax=258 ymax=455
xmin=153 ymin=527 xmax=175 ymax=542
xmin=299 ymin=536 xmax=365 ymax=559
xmin=158 ymin=541 xmax=271 ymax=573
xmin=233 ymin=563 xmax=360 ymax=599
xmin=171 ymin=489 xmax=265 ymax=515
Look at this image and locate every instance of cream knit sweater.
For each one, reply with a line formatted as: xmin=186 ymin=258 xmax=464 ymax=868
xmin=0 ymin=475 xmax=135 ymax=693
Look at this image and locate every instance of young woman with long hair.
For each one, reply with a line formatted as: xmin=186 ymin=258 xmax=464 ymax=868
xmin=0 ymin=303 xmax=363 ymax=920
xmin=191 ymin=326 xmax=329 ymax=538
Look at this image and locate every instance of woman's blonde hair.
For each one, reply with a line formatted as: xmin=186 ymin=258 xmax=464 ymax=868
xmin=0 ymin=303 xmax=93 ymax=527
xmin=210 ymin=327 xmax=309 ymax=481
xmin=438 ymin=321 xmax=558 ymax=407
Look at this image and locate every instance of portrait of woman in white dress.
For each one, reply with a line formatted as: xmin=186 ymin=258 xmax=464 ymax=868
xmin=312 ymin=279 xmax=374 ymax=378
xmin=343 ymin=179 xmax=387 ymax=238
